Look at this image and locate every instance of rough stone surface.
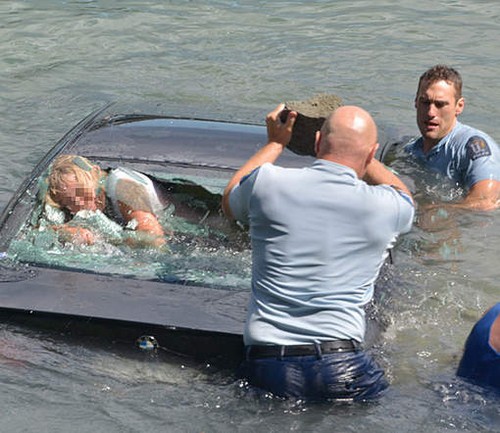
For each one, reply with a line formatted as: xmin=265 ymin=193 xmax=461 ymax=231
xmin=284 ymin=94 xmax=343 ymax=156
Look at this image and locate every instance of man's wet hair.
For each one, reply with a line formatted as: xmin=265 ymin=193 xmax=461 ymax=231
xmin=417 ymin=64 xmax=463 ymax=100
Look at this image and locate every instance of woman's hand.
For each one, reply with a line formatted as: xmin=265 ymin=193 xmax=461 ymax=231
xmin=54 ymin=225 xmax=96 ymax=245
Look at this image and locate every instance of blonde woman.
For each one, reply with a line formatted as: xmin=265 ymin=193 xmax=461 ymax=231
xmin=44 ymin=154 xmax=165 ymax=246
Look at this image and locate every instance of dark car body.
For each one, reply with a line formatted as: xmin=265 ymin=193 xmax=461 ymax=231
xmin=0 ymin=104 xmax=315 ymax=364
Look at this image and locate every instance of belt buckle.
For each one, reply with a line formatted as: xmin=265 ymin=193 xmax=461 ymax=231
xmin=321 ymin=339 xmax=356 ymax=353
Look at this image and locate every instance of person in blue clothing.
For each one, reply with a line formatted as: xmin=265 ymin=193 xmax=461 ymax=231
xmin=406 ymin=65 xmax=500 ymax=211
xmin=222 ymin=104 xmax=414 ymax=402
xmin=457 ymin=303 xmax=500 ymax=390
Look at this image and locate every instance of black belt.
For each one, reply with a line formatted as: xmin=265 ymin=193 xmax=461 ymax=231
xmin=246 ymin=340 xmax=360 ymax=359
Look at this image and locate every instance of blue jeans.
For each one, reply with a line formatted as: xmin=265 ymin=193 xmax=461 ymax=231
xmin=239 ymin=347 xmax=388 ymax=402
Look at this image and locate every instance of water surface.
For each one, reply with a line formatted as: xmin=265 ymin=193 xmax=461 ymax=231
xmin=1 ymin=1 xmax=499 ymax=432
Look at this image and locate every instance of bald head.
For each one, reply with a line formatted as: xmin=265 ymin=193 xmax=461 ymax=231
xmin=315 ymin=105 xmax=379 ymax=176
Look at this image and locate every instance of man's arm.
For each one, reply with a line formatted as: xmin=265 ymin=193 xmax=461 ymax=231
xmin=458 ymin=179 xmax=500 ymax=210
xmin=422 ymin=179 xmax=500 ymax=212
xmin=363 ymin=158 xmax=414 ymax=204
xmin=490 ymin=309 xmax=500 ymax=352
xmin=222 ymin=104 xmax=297 ymax=219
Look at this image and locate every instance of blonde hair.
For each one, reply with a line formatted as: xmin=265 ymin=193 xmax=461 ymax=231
xmin=45 ymin=155 xmax=102 ymax=208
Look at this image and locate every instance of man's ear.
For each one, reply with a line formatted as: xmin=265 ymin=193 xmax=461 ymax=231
xmin=314 ymin=130 xmax=322 ymax=155
xmin=366 ymin=143 xmax=379 ymax=166
xmin=456 ymin=97 xmax=465 ymax=116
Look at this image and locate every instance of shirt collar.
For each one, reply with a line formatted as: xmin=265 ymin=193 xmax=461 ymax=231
xmin=414 ymin=121 xmax=463 ymax=157
xmin=312 ymin=158 xmax=358 ymax=179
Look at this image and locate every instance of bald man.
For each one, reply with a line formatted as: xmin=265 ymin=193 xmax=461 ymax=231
xmin=222 ymin=104 xmax=414 ymax=402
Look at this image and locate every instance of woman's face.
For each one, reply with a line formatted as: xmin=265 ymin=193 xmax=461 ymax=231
xmin=54 ymin=173 xmax=97 ymax=214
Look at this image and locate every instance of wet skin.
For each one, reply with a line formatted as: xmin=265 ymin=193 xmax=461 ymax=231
xmin=415 ymin=79 xmax=464 ymax=153
xmin=415 ymin=80 xmax=500 ymax=210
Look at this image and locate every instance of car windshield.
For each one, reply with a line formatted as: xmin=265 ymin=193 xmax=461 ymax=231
xmin=6 ymin=166 xmax=252 ymax=290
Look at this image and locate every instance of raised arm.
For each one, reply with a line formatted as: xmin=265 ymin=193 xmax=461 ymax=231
xmin=363 ymin=158 xmax=414 ymax=204
xmin=222 ymin=104 xmax=297 ymax=219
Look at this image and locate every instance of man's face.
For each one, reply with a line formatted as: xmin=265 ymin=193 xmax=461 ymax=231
xmin=415 ymin=79 xmax=464 ymax=150
xmin=54 ymin=173 xmax=97 ymax=214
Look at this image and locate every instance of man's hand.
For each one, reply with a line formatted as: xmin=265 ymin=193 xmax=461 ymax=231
xmin=222 ymin=104 xmax=297 ymax=219
xmin=266 ymin=103 xmax=297 ymax=147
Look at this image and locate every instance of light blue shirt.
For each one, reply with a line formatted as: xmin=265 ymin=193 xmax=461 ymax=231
xmin=405 ymin=121 xmax=500 ymax=189
xmin=229 ymin=160 xmax=414 ymax=345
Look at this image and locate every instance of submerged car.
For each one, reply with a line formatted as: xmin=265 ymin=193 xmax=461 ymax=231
xmin=0 ymin=103 xmax=319 ymax=364
xmin=0 ymin=103 xmax=403 ymax=365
